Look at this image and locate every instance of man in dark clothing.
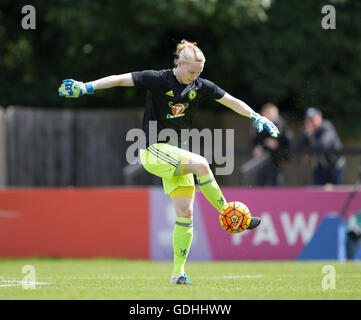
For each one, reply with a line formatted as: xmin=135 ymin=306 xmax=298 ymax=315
xmin=250 ymin=103 xmax=292 ymax=186
xmin=297 ymin=107 xmax=345 ymax=185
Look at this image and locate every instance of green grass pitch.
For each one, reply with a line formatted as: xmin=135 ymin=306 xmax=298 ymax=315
xmin=0 ymin=259 xmax=360 ymax=300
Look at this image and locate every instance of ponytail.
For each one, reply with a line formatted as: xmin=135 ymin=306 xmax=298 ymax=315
xmin=174 ymin=39 xmax=205 ymax=65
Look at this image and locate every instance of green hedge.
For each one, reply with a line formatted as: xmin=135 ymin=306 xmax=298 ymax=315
xmin=1 ymin=0 xmax=360 ymax=134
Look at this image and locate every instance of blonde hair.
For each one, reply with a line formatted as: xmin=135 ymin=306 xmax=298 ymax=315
xmin=174 ymin=39 xmax=205 ymax=65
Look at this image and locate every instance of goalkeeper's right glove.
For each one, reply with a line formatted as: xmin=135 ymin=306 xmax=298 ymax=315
xmin=58 ymin=79 xmax=94 ymax=98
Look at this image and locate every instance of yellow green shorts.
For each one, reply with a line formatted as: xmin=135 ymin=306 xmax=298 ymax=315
xmin=139 ymin=143 xmax=195 ymax=198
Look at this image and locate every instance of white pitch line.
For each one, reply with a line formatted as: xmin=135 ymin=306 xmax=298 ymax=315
xmin=0 ymin=279 xmax=50 ymax=288
xmin=223 ymin=275 xmax=263 ymax=279
xmin=110 ymin=275 xmax=263 ymax=280
xmin=0 ymin=284 xmax=19 ymax=287
xmin=197 ymin=275 xmax=263 ymax=279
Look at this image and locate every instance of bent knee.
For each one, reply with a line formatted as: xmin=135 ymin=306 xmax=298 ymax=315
xmin=197 ymin=160 xmax=211 ymax=176
xmin=188 ymin=155 xmax=211 ymax=176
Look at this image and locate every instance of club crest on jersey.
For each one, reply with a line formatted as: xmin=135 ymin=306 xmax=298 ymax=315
xmin=167 ymin=102 xmax=189 ymax=118
xmin=188 ymin=90 xmax=197 ymax=100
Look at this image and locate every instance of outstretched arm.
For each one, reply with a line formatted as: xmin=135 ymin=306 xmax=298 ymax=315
xmin=216 ymin=92 xmax=254 ymax=118
xmin=91 ymin=73 xmax=135 ymax=89
xmin=216 ymin=92 xmax=280 ymax=138
xmin=58 ymin=73 xmax=134 ymax=98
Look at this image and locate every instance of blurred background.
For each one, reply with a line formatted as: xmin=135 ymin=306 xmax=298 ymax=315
xmin=1 ymin=0 xmax=361 ymax=188
xmin=1 ymin=0 xmax=361 ymax=262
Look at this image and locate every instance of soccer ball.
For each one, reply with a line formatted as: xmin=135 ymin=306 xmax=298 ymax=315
xmin=219 ymin=201 xmax=251 ymax=233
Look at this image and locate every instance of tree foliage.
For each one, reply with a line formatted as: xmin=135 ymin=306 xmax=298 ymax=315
xmin=1 ymin=0 xmax=360 ymax=134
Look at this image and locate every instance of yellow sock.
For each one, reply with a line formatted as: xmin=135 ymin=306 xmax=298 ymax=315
xmin=197 ymin=173 xmax=226 ymax=213
xmin=172 ymin=217 xmax=193 ymax=276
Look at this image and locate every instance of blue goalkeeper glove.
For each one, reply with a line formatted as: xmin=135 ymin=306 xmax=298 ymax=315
xmin=251 ymin=112 xmax=280 ymax=138
xmin=58 ymin=79 xmax=94 ymax=98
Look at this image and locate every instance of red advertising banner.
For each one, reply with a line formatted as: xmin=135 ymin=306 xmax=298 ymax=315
xmin=0 ymin=188 xmax=150 ymax=258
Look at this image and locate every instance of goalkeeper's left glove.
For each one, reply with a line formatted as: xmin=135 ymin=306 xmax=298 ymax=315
xmin=251 ymin=112 xmax=280 ymax=138
xmin=58 ymin=79 xmax=94 ymax=98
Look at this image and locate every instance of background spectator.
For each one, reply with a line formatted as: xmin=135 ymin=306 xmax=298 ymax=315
xmin=250 ymin=103 xmax=293 ymax=186
xmin=296 ymin=107 xmax=345 ymax=185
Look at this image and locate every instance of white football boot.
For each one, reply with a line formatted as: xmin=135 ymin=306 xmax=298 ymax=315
xmin=170 ymin=273 xmax=193 ymax=285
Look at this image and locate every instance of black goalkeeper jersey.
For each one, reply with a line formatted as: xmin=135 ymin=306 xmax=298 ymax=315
xmin=131 ymin=69 xmax=225 ymax=147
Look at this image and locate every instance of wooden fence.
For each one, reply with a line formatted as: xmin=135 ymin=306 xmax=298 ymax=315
xmin=0 ymin=106 xmax=360 ymax=187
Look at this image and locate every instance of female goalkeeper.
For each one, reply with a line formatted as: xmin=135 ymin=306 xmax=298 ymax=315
xmin=58 ymin=40 xmax=279 ymax=285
